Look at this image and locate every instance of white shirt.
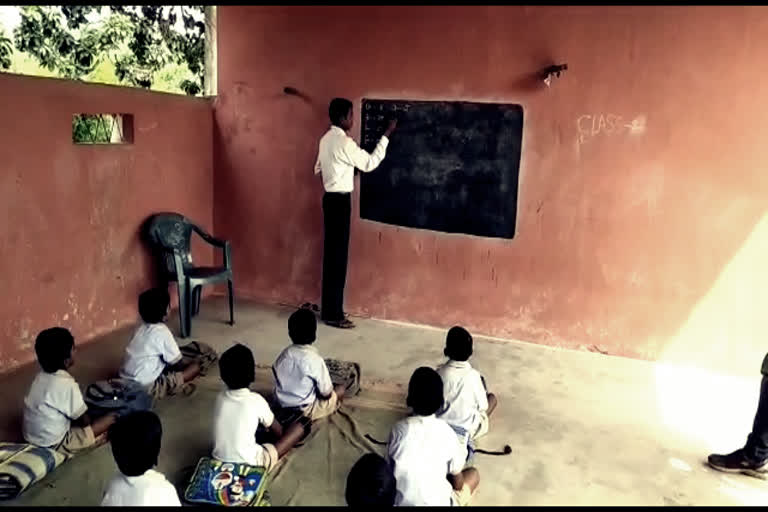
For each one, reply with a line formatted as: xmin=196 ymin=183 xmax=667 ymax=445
xmin=273 ymin=345 xmax=333 ymax=409
xmin=314 ymin=126 xmax=389 ymax=193
xmin=120 ymin=323 xmax=182 ymax=387
xmin=23 ymin=370 xmax=88 ymax=447
xmin=101 ymin=469 xmax=181 ymax=506
xmin=212 ymin=389 xmax=275 ymax=466
xmin=387 ymin=415 xmax=465 ymax=506
xmin=436 ymin=360 xmax=488 ymax=439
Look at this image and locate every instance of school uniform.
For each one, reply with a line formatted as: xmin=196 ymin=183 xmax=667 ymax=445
xmin=314 ymin=126 xmax=389 ymax=323
xmin=119 ymin=323 xmax=185 ymax=400
xmin=22 ymin=370 xmax=95 ymax=456
xmin=387 ymin=414 xmax=471 ymax=506
xmin=273 ymin=344 xmax=338 ymax=420
xmin=101 ymin=469 xmax=181 ymax=506
xmin=212 ymin=388 xmax=279 ymax=471
xmin=436 ymin=360 xmax=490 ymax=445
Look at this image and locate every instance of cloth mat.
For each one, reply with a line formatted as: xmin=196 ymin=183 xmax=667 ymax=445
xmin=184 ymin=457 xmax=269 ymax=507
xmin=266 ymin=404 xmax=405 ymax=506
xmin=0 ymin=443 xmax=68 ymax=501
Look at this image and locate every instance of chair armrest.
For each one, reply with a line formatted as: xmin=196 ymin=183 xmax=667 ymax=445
xmin=191 ymin=224 xmax=232 ymax=270
xmin=191 ymin=224 xmax=227 ymax=248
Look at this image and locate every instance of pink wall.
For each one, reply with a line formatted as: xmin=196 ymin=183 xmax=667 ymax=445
xmin=214 ymin=6 xmax=768 ymax=367
xmin=0 ymin=74 xmax=214 ymax=373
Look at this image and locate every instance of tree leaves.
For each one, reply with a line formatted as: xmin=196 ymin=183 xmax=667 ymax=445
xmin=11 ymin=5 xmax=205 ymax=95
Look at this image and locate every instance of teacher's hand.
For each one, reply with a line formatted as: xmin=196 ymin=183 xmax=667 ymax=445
xmin=384 ymin=118 xmax=398 ymax=137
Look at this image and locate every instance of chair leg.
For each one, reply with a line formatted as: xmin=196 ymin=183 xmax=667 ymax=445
xmin=178 ymin=281 xmax=190 ymax=338
xmin=192 ymin=286 xmax=201 ymax=317
xmin=228 ymin=279 xmax=235 ymax=326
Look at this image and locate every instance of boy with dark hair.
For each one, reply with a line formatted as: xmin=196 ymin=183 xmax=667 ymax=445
xmin=314 ymin=97 xmax=397 ymax=329
xmin=23 ymin=327 xmax=117 ymax=456
xmin=436 ymin=326 xmax=498 ymax=452
xmin=119 ymin=288 xmax=207 ymax=400
xmin=387 ymin=367 xmax=480 ymax=506
xmin=102 ymin=410 xmax=180 ymax=506
xmin=272 ymin=308 xmax=346 ymax=421
xmin=345 ymin=453 xmax=396 ymax=506
xmin=212 ymin=344 xmax=306 ymax=471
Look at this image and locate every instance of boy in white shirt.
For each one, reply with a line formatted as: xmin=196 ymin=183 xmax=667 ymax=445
xmin=120 ymin=288 xmax=206 ymax=400
xmin=387 ymin=367 xmax=480 ymax=506
xmin=314 ymin=98 xmax=397 ymax=329
xmin=102 ymin=410 xmax=180 ymax=506
xmin=212 ymin=344 xmax=306 ymax=471
xmin=23 ymin=327 xmax=117 ymax=456
xmin=436 ymin=326 xmax=498 ymax=453
xmin=272 ymin=308 xmax=346 ymax=421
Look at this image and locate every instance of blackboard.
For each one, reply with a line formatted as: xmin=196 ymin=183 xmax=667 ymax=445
xmin=359 ymin=99 xmax=523 ymax=239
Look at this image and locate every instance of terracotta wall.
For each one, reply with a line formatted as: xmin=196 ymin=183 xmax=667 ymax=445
xmin=214 ymin=6 xmax=768 ymax=370
xmin=0 ymin=74 xmax=214 ymax=373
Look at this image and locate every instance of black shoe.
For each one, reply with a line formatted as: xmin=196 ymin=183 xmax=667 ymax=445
xmin=325 ymin=318 xmax=356 ymax=329
xmin=708 ymin=448 xmax=768 ymax=479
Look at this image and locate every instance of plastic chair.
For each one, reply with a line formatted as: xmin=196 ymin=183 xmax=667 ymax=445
xmin=145 ymin=212 xmax=234 ymax=338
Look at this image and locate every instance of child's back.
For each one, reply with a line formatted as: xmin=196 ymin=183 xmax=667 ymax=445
xmin=273 ymin=343 xmax=331 ymax=408
xmin=213 ymin=344 xmax=279 ymax=469
xmin=120 ymin=322 xmax=180 ymax=387
xmin=388 ymin=414 xmax=466 ymax=506
xmin=102 ymin=468 xmax=179 ymax=506
xmin=435 ymin=327 xmax=496 ymax=444
xmin=387 ymin=367 xmax=479 ymax=507
xmin=118 ymin=288 xmax=209 ymax=400
xmin=272 ymin=309 xmax=344 ymax=421
xmin=23 ymin=365 xmax=86 ymax=447
xmin=102 ymin=410 xmax=180 ymax=506
xmin=436 ymin=360 xmax=487 ymax=437
xmin=23 ymin=327 xmax=116 ymax=455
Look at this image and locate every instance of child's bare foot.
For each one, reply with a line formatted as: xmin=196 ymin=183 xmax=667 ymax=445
xmin=487 ymin=393 xmax=498 ymax=416
xmin=182 ymin=382 xmax=197 ymax=396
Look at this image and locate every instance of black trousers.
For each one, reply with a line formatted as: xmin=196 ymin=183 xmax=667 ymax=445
xmin=744 ymin=375 xmax=768 ymax=461
xmin=321 ymin=192 xmax=351 ymax=322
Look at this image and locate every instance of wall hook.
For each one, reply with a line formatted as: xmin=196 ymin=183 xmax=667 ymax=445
xmin=541 ymin=64 xmax=568 ymax=87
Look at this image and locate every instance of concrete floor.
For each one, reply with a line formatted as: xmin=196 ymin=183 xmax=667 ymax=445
xmin=3 ymin=297 xmax=768 ymax=506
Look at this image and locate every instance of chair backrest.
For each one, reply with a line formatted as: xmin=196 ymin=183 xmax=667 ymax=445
xmin=145 ymin=212 xmax=196 ymax=275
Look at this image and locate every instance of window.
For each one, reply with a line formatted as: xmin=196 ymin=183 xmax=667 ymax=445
xmin=72 ymin=113 xmax=133 ymax=145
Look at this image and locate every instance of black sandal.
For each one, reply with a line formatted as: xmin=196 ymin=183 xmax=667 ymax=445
xmin=325 ymin=318 xmax=356 ymax=329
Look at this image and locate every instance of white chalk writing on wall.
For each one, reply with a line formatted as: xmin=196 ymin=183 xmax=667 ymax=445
xmin=577 ymin=114 xmax=646 ymax=144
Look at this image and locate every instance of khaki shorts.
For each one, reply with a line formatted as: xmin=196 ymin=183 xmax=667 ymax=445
xmin=301 ymin=391 xmax=340 ymax=421
xmin=53 ymin=425 xmax=95 ymax=457
xmin=472 ymin=411 xmax=490 ymax=441
xmin=149 ymin=369 xmax=186 ymax=400
xmin=451 ymin=483 xmax=473 ymax=507
xmin=258 ymin=443 xmax=279 ymax=472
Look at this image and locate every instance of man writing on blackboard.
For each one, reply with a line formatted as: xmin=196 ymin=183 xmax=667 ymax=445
xmin=314 ymin=98 xmax=397 ymax=329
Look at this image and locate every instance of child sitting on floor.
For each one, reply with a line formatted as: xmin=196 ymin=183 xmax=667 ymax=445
xmin=436 ymin=326 xmax=498 ymax=454
xmin=119 ymin=288 xmax=209 ymax=400
xmin=23 ymin=327 xmax=117 ymax=457
xmin=345 ymin=453 xmax=397 ymax=506
xmin=272 ymin=308 xmax=346 ymax=421
xmin=102 ymin=410 xmax=180 ymax=506
xmin=212 ymin=344 xmax=306 ymax=471
xmin=387 ymin=367 xmax=480 ymax=506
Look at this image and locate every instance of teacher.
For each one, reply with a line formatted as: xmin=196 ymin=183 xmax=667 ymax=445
xmin=313 ymin=98 xmax=397 ymax=329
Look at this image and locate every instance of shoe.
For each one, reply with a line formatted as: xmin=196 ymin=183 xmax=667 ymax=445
xmin=324 ymin=318 xmax=355 ymax=329
xmin=708 ymin=449 xmax=768 ymax=479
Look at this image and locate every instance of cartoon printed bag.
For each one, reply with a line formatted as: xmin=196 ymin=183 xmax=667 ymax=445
xmin=184 ymin=457 xmax=270 ymax=507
